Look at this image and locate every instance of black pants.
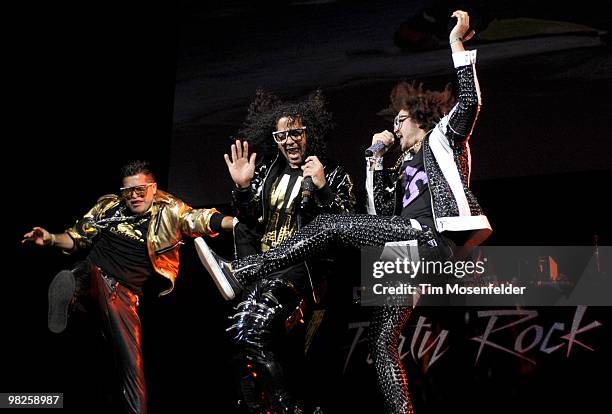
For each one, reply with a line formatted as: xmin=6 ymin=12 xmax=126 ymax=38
xmin=229 ymin=269 xmax=306 ymax=413
xmin=231 ymin=224 xmax=307 ymax=413
xmin=231 ymin=214 xmax=445 ymax=414
xmin=73 ymin=262 xmax=146 ymax=414
xmin=232 ymin=214 xmax=438 ymax=284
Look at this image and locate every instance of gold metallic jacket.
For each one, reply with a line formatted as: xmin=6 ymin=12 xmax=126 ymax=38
xmin=65 ymin=190 xmax=219 ymax=296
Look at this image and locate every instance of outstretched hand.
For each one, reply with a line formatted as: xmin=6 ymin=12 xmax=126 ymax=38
xmin=224 ymin=139 xmax=257 ymax=189
xmin=22 ymin=226 xmax=52 ymax=247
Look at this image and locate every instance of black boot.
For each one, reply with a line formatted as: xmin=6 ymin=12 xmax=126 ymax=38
xmin=47 ymin=270 xmax=76 ymax=333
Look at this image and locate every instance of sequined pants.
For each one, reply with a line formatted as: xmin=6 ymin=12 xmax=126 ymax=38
xmin=231 ymin=214 xmax=439 ymax=414
xmin=369 ymin=305 xmax=415 ymax=414
xmin=228 ymin=266 xmax=306 ymax=413
xmin=232 ymin=214 xmax=435 ymax=285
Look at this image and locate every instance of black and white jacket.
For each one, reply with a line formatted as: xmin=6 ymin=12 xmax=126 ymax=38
xmin=366 ymin=50 xmax=492 ymax=246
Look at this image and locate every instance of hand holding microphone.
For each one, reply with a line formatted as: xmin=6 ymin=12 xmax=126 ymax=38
xmin=301 ymin=176 xmax=315 ymax=205
xmin=301 ymin=156 xmax=326 ymax=205
xmin=365 ymin=131 xmax=396 ymax=157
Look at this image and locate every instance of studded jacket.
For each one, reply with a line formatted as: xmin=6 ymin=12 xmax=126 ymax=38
xmin=232 ymin=154 xmax=356 ymax=243
xmin=366 ymin=50 xmax=492 ymax=247
xmin=65 ymin=190 xmax=220 ymax=296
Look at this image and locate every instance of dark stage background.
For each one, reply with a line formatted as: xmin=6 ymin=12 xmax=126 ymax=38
xmin=6 ymin=1 xmax=612 ymax=413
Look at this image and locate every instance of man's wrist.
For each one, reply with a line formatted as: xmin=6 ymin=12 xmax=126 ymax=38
xmin=314 ymin=182 xmax=333 ymax=205
xmin=209 ymin=213 xmax=229 ymax=233
xmin=49 ymin=233 xmax=56 ymax=247
xmin=315 ymin=179 xmax=328 ymax=190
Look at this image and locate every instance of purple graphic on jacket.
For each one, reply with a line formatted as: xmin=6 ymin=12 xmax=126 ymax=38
xmin=402 ymin=164 xmax=428 ymax=207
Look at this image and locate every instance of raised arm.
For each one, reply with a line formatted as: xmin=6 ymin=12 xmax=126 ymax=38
xmin=439 ymin=10 xmax=481 ymax=144
xmin=227 ymin=139 xmax=266 ymax=226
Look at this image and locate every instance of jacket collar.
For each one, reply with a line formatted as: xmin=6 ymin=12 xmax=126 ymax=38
xmin=153 ymin=190 xmax=173 ymax=205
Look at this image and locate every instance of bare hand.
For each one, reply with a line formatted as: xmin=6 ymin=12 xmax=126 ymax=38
xmin=22 ymin=226 xmax=52 ymax=247
xmin=224 ymin=139 xmax=257 ymax=189
xmin=301 ymin=156 xmax=326 ymax=189
xmin=449 ymin=10 xmax=475 ymax=43
xmin=371 ymin=131 xmax=395 ymax=156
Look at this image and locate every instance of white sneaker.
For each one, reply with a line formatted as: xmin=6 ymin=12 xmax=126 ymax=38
xmin=195 ymin=237 xmax=242 ymax=300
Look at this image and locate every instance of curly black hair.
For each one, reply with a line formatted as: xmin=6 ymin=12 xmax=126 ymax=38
xmin=389 ymin=81 xmax=455 ymax=131
xmin=120 ymin=160 xmax=156 ymax=182
xmin=235 ymin=89 xmax=334 ymax=164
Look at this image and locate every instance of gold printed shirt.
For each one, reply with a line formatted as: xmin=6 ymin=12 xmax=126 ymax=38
xmin=260 ymin=167 xmax=303 ymax=252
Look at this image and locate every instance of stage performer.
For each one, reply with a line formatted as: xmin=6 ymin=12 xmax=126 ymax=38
xmin=23 ymin=160 xmax=234 ymax=414
xmin=199 ymin=10 xmax=491 ymax=414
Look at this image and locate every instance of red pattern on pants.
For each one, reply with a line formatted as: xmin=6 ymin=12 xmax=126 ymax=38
xmin=84 ymin=265 xmax=147 ymax=414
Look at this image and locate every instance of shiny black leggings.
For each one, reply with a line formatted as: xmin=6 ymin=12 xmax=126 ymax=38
xmin=232 ymin=214 xmax=436 ymax=285
xmin=228 ymin=266 xmax=306 ymax=413
xmin=73 ymin=263 xmax=146 ymax=414
xmin=231 ymin=214 xmax=439 ymax=413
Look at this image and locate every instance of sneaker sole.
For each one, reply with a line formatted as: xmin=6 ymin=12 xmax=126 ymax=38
xmin=48 ymin=270 xmax=76 ymax=333
xmin=194 ymin=237 xmax=236 ymax=300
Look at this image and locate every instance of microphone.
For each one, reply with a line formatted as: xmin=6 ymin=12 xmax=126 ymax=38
xmin=365 ymin=132 xmax=396 ymax=157
xmin=301 ymin=176 xmax=315 ymax=206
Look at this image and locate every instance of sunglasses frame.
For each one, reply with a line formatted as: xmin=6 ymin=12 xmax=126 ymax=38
xmin=119 ymin=182 xmax=155 ymax=199
xmin=272 ymin=126 xmax=307 ymax=144
xmin=393 ymin=115 xmax=411 ymax=131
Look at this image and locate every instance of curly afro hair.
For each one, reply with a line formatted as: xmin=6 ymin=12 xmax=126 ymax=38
xmin=389 ymin=81 xmax=455 ymax=131
xmin=235 ymin=89 xmax=333 ymax=164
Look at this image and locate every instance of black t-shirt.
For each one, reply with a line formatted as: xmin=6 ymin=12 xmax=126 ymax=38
xmin=399 ymin=149 xmax=434 ymax=229
xmin=260 ymin=165 xmax=303 ymax=252
xmin=87 ymin=204 xmax=153 ymax=295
